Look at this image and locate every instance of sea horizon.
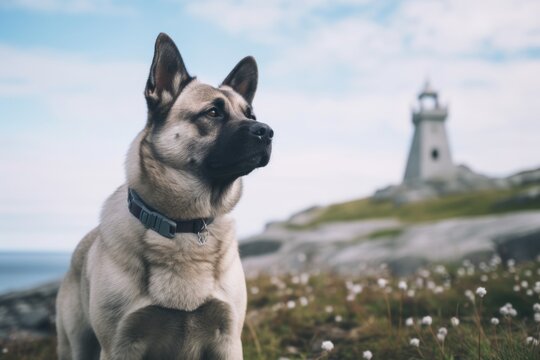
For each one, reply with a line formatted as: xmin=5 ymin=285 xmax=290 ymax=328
xmin=0 ymin=251 xmax=72 ymax=294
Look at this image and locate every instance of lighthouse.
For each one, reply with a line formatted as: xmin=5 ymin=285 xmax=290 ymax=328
xmin=403 ymin=82 xmax=455 ymax=183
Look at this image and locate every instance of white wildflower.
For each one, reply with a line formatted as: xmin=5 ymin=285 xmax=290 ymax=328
xmin=421 ymin=316 xmax=433 ymax=326
xmin=527 ymin=289 xmax=534 ymax=296
xmin=480 ymin=275 xmax=488 ymax=282
xmin=437 ymin=333 xmax=445 ymax=342
xmin=286 ymin=300 xmax=296 ymax=309
xmin=465 ymin=290 xmax=475 ymax=302
xmin=335 ymin=315 xmax=343 ymax=323
xmin=491 ymin=317 xmax=500 ymax=325
xmin=513 ymin=285 xmax=520 ymax=292
xmin=352 ymin=284 xmax=363 ymax=294
xmin=325 ymin=305 xmax=334 ymax=313
xmin=407 ymin=289 xmax=416 ymax=298
xmin=410 ymin=338 xmax=420 ymax=347
xmin=405 ymin=317 xmax=414 ymax=327
xmin=435 ymin=265 xmax=447 ymax=274
xmin=533 ymin=303 xmax=540 ymax=312
xmin=534 ymin=313 xmax=540 ymax=323
xmin=2 ymin=348 xmax=7 ymax=354
xmin=438 ymin=327 xmax=448 ymax=336
xmin=377 ymin=278 xmax=388 ymax=288
xmin=476 ymin=287 xmax=487 ymax=298
xmin=500 ymin=303 xmax=517 ymax=317
xmin=299 ymin=296 xmax=309 ymax=307
xmin=321 ymin=340 xmax=334 ymax=351
xmin=363 ymin=350 xmax=373 ymax=359
xmin=346 ymin=293 xmax=355 ymax=302
xmin=250 ymin=286 xmax=259 ymax=295
xmin=398 ymin=281 xmax=408 ymax=291
xmin=451 ymin=317 xmax=460 ymax=327
xmin=521 ymin=281 xmax=529 ymax=288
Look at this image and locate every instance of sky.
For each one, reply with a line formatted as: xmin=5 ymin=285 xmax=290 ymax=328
xmin=0 ymin=0 xmax=539 ymax=251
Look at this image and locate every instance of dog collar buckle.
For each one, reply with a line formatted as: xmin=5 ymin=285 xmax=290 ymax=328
xmin=128 ymin=188 xmax=213 ymax=240
xmin=197 ymin=219 xmax=208 ymax=246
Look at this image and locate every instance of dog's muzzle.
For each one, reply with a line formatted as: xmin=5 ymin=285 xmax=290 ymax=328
xmin=205 ymin=120 xmax=274 ymax=181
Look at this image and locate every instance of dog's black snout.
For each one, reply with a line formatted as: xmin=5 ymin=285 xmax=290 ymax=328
xmin=249 ymin=123 xmax=274 ymax=140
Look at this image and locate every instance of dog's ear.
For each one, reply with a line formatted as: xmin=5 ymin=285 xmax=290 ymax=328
xmin=145 ymin=33 xmax=192 ymax=110
xmin=221 ymin=56 xmax=258 ymax=105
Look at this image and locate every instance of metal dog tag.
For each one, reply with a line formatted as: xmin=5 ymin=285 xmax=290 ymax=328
xmin=197 ymin=219 xmax=208 ymax=246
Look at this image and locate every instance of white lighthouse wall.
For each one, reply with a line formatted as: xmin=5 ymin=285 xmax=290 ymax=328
xmin=418 ymin=120 xmax=454 ymax=180
xmin=403 ymin=126 xmax=421 ymax=181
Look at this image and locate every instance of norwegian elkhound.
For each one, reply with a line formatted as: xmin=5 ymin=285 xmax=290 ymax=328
xmin=56 ymin=33 xmax=273 ymax=360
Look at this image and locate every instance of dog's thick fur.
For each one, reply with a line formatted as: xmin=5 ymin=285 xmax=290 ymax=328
xmin=56 ymin=33 xmax=273 ymax=360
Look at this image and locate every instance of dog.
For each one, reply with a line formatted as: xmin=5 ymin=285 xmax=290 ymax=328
xmin=56 ymin=32 xmax=273 ymax=360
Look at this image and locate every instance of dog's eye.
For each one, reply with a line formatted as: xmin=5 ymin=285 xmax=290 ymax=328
xmin=207 ymin=107 xmax=220 ymax=118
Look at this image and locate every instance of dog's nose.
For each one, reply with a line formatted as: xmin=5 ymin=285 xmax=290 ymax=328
xmin=249 ymin=123 xmax=274 ymax=140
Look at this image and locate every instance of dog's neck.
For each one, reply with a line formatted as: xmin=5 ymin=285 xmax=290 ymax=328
xmin=125 ymin=131 xmax=242 ymax=220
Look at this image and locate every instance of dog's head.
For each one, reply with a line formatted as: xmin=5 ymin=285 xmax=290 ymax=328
xmin=143 ymin=33 xmax=273 ymax=186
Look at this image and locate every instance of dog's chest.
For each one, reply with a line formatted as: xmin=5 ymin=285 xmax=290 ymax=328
xmin=144 ymin=232 xmax=222 ymax=311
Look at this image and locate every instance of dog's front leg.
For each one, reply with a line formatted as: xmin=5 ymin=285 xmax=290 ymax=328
xmin=109 ymin=300 xmax=237 ymax=360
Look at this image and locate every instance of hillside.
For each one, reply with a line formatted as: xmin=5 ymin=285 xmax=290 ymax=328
xmin=240 ymin=167 xmax=540 ymax=277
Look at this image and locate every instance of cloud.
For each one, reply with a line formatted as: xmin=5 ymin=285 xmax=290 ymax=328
xmin=0 ymin=44 xmax=148 ymax=250
xmin=185 ymin=0 xmax=540 ymax=54
xmin=398 ymin=0 xmax=540 ymax=54
xmin=2 ymin=0 xmax=540 ymax=250
xmin=1 ymin=0 xmax=135 ymax=15
xmin=185 ymin=0 xmax=375 ymax=43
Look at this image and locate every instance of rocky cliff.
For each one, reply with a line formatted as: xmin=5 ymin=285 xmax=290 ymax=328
xmin=240 ymin=165 xmax=540 ymax=277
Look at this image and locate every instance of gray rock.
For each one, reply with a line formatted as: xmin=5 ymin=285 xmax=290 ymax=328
xmin=0 ymin=281 xmax=59 ymax=338
xmin=240 ymin=211 xmax=540 ymax=277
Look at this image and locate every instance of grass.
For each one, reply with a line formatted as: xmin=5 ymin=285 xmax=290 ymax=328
xmin=241 ymin=259 xmax=540 ymax=359
xmin=295 ymin=185 xmax=540 ymax=229
xmin=367 ymin=227 xmax=404 ymax=239
xmin=3 ymin=259 xmax=540 ymax=359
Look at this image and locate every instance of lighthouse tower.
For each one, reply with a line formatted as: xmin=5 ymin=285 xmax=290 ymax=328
xmin=403 ymin=82 xmax=455 ymax=183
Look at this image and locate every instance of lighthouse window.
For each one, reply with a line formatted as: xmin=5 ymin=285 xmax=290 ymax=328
xmin=431 ymin=148 xmax=439 ymax=160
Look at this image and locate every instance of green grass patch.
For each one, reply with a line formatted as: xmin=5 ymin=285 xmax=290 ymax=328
xmin=367 ymin=227 xmax=404 ymax=239
xmin=298 ymin=185 xmax=540 ymax=229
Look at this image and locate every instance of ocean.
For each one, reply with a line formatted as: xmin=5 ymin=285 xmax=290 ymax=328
xmin=0 ymin=252 xmax=71 ymax=294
